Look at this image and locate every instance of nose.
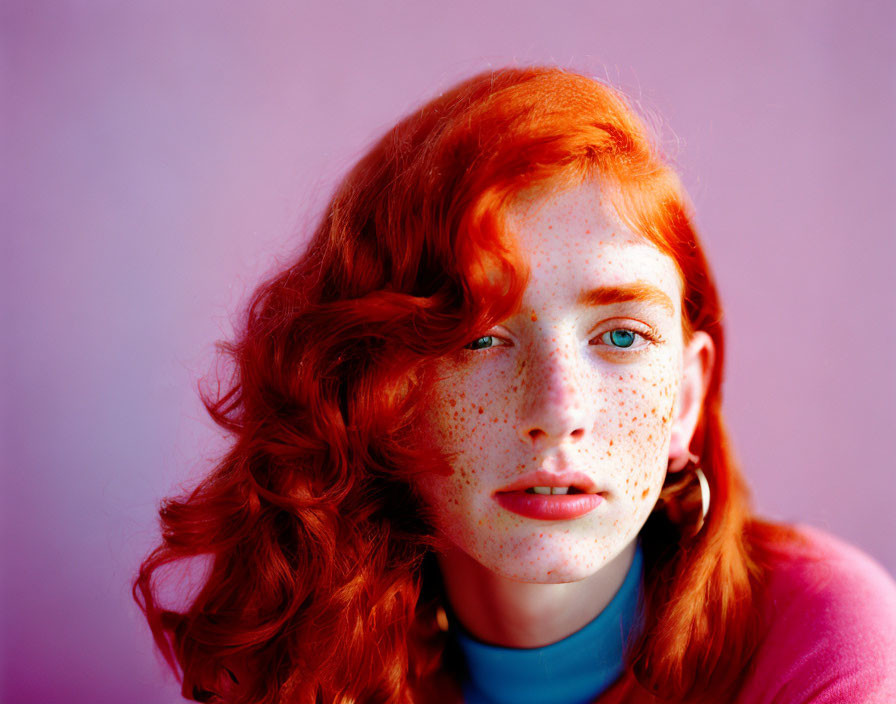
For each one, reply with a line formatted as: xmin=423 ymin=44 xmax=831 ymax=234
xmin=517 ymin=339 xmax=590 ymax=448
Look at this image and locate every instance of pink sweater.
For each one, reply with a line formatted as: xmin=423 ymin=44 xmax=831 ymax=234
xmin=734 ymin=525 xmax=896 ymax=703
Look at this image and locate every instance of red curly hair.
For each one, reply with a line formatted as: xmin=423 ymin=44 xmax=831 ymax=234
xmin=135 ymin=66 xmax=798 ymax=703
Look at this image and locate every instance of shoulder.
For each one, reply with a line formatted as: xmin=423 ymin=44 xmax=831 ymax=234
xmin=736 ymin=524 xmax=896 ymax=704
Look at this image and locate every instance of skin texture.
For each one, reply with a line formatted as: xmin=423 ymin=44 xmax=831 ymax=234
xmin=414 ymin=180 xmax=713 ymax=648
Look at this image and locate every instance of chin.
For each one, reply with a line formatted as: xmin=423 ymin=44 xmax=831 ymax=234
xmin=479 ymin=547 xmax=611 ymax=584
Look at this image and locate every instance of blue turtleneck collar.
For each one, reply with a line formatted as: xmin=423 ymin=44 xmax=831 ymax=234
xmin=453 ymin=541 xmax=644 ymax=704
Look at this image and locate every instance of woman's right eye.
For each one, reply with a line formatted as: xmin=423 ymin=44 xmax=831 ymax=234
xmin=464 ymin=335 xmax=501 ymax=351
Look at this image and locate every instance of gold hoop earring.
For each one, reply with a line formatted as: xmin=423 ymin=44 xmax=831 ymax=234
xmin=658 ymin=462 xmax=710 ymax=538
xmin=694 ymin=466 xmax=710 ymax=522
xmin=436 ymin=605 xmax=450 ymax=632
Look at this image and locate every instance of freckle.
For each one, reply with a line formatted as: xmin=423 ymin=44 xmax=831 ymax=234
xmin=609 ymin=439 xmax=613 ymax=446
xmin=449 ymin=399 xmax=456 ymax=407
xmin=641 ymin=488 xmax=649 ymax=498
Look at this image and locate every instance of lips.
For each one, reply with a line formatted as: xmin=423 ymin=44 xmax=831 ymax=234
xmin=495 ymin=469 xmax=601 ymax=495
xmin=493 ymin=491 xmax=604 ymax=520
xmin=493 ymin=470 xmax=605 ymax=520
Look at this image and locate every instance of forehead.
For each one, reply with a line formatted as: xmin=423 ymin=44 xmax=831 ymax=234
xmin=506 ymin=181 xmax=684 ymax=308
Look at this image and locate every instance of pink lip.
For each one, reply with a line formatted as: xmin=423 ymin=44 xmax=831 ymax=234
xmin=493 ymin=470 xmax=605 ymax=520
xmin=496 ymin=470 xmax=601 ymax=494
xmin=493 ymin=491 xmax=604 ymax=520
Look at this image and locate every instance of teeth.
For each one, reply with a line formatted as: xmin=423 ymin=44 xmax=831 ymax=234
xmin=530 ymin=486 xmax=570 ymax=495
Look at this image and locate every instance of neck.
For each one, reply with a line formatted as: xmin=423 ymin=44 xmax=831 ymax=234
xmin=437 ymin=538 xmax=637 ymax=648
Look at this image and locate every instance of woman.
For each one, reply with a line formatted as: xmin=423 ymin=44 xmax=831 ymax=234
xmin=135 ymin=67 xmax=896 ymax=703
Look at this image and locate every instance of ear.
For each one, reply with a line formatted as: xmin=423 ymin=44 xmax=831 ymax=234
xmin=668 ymin=331 xmax=715 ymax=472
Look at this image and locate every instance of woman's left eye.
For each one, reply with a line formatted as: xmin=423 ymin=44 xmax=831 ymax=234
xmin=594 ymin=328 xmax=647 ymax=349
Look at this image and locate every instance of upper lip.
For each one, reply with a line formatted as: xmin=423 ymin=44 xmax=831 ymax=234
xmin=495 ymin=470 xmax=602 ymax=494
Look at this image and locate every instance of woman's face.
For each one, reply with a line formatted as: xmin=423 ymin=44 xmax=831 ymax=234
xmin=414 ymin=180 xmax=710 ymax=583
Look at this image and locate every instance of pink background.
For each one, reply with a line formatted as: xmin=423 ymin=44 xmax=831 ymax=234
xmin=3 ymin=1 xmax=894 ymax=702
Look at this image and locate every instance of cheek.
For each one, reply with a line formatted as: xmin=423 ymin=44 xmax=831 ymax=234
xmin=416 ymin=364 xmax=529 ymax=530
xmin=598 ymin=359 xmax=680 ymax=480
xmin=425 ymin=365 xmax=515 ymax=451
xmin=418 ymin=373 xmax=496 ymax=493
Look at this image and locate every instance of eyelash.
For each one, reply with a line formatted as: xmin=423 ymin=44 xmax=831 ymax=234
xmin=463 ymin=325 xmax=662 ymax=352
xmin=593 ymin=323 xmax=664 ymax=350
xmin=463 ymin=335 xmax=509 ymax=351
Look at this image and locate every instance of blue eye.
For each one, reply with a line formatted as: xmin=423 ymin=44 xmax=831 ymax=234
xmin=465 ymin=335 xmax=496 ymax=351
xmin=601 ymin=329 xmax=638 ymax=348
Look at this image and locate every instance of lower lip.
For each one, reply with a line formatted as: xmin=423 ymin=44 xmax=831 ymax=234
xmin=493 ymin=491 xmax=604 ymax=520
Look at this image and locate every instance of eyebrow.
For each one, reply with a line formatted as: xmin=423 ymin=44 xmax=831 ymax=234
xmin=577 ymin=283 xmax=676 ymax=314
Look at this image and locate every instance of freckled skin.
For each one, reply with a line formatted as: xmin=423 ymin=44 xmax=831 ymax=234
xmin=415 ymin=181 xmax=695 ymax=587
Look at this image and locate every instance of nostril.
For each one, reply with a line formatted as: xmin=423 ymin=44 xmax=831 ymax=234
xmin=526 ymin=427 xmax=584 ymax=443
